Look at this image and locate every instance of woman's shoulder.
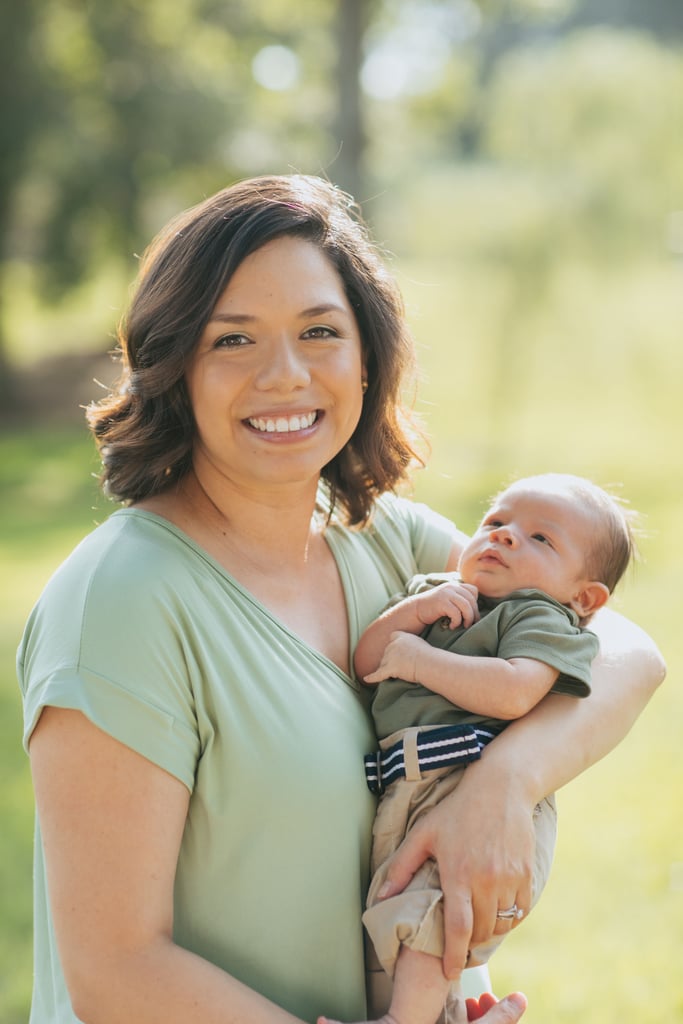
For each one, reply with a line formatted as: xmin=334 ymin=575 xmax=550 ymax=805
xmin=42 ymin=509 xmax=193 ymax=596
xmin=17 ymin=510 xmax=203 ymax=783
xmin=18 ymin=510 xmax=210 ymax=697
xmin=368 ymin=491 xmax=454 ymax=536
xmin=326 ymin=491 xmax=457 ymax=586
xmin=369 ymin=492 xmax=458 ymax=564
xmin=23 ymin=509 xmax=206 ymax=648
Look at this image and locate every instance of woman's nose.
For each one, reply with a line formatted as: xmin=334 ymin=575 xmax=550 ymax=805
xmin=255 ymin=339 xmax=311 ymax=391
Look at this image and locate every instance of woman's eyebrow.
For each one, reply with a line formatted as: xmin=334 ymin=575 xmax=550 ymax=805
xmin=209 ymin=312 xmax=254 ymax=324
xmin=209 ymin=302 xmax=351 ymax=324
xmin=299 ymin=303 xmax=351 ymax=318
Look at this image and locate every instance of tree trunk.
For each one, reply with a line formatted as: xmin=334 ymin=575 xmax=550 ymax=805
xmin=332 ymin=0 xmax=368 ymax=204
xmin=0 ymin=224 xmax=19 ymax=417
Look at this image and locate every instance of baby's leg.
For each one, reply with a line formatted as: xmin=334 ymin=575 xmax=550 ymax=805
xmin=317 ymin=945 xmax=455 ymax=1024
xmin=384 ymin=946 xmax=454 ymax=1024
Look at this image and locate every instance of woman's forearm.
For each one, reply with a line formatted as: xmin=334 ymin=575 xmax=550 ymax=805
xmin=71 ymin=938 xmax=305 ymax=1024
xmin=475 ymin=606 xmax=666 ymax=803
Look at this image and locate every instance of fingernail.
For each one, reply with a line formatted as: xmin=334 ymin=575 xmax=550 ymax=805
xmin=377 ymin=881 xmax=393 ymax=900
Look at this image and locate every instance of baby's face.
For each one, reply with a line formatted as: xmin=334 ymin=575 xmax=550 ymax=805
xmin=459 ymin=483 xmax=596 ymax=608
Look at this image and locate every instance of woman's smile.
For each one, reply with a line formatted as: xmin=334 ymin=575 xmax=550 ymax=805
xmin=245 ymin=409 xmax=320 ymax=435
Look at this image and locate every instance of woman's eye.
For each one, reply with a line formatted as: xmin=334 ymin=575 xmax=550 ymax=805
xmin=302 ymin=325 xmax=337 ymax=340
xmin=214 ymin=333 xmax=250 ymax=348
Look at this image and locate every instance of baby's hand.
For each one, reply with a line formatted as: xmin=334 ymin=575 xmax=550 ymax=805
xmin=363 ymin=631 xmax=427 ymax=685
xmin=414 ymin=581 xmax=479 ymax=630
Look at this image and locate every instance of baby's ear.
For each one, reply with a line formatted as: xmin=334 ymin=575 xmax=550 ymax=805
xmin=569 ymin=581 xmax=610 ymax=620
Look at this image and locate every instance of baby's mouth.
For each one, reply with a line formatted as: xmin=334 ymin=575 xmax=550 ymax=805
xmin=480 ymin=549 xmax=507 ymax=567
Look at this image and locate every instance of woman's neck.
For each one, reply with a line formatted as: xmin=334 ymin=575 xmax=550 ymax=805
xmin=140 ymin=467 xmax=324 ymax=573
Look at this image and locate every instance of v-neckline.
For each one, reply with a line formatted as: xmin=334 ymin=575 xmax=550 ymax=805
xmin=113 ymin=507 xmax=361 ymax=691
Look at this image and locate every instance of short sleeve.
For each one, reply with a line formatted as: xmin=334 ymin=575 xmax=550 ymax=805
xmin=495 ymin=597 xmax=599 ymax=696
xmin=17 ymin=516 xmax=201 ymax=790
xmin=21 ymin=664 xmax=199 ymax=790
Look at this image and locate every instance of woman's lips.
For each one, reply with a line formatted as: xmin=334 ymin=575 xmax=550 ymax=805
xmin=246 ymin=410 xmax=319 ymax=433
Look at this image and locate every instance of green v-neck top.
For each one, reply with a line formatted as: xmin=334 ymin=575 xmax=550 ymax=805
xmin=18 ymin=492 xmax=456 ymax=1024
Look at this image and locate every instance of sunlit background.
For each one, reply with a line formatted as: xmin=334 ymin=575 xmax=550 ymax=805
xmin=1 ymin=1 xmax=681 ymax=1021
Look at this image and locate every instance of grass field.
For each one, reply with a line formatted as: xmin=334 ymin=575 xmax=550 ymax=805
xmin=1 ymin=251 xmax=681 ymax=1022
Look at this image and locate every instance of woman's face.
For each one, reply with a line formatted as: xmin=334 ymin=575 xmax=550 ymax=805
xmin=186 ymin=235 xmax=365 ymax=496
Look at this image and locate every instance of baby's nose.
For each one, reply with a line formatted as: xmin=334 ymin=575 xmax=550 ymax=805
xmin=492 ymin=525 xmax=517 ymax=546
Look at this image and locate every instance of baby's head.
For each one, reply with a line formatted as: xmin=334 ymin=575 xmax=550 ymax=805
xmin=458 ymin=473 xmax=636 ymax=623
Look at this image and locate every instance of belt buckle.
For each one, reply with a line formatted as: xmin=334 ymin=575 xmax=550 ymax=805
xmin=375 ymin=751 xmax=385 ymax=795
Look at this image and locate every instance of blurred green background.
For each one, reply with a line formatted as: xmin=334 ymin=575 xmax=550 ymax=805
xmin=1 ymin=1 xmax=681 ymax=1021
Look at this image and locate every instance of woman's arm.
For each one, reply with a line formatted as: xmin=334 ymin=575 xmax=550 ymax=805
xmin=30 ymin=707 xmax=307 ymax=1024
xmin=489 ymin=607 xmax=666 ymax=793
xmin=379 ymin=605 xmax=666 ymax=979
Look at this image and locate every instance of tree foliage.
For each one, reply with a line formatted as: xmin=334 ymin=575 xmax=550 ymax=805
xmin=1 ymin=0 xmax=682 ymax=378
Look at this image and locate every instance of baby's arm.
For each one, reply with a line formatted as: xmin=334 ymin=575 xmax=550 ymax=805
xmin=364 ymin=637 xmax=558 ymax=720
xmin=353 ymin=581 xmax=479 ymax=681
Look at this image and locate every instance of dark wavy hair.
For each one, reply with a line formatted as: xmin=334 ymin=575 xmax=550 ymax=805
xmin=87 ymin=175 xmax=425 ymax=525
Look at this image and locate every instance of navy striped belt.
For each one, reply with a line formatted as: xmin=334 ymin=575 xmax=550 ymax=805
xmin=364 ymin=724 xmax=496 ymax=795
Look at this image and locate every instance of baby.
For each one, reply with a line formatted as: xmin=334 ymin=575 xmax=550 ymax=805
xmin=322 ymin=473 xmax=635 ymax=1024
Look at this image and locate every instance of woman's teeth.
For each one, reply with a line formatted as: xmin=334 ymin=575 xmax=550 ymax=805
xmin=248 ymin=411 xmax=317 ymax=433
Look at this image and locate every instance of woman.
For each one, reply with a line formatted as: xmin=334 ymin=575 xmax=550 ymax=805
xmin=18 ymin=175 xmax=664 ymax=1024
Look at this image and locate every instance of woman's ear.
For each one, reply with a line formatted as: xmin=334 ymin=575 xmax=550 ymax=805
xmin=569 ymin=581 xmax=610 ymax=620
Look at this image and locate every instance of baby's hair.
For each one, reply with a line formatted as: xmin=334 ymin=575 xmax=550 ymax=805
xmin=495 ymin=473 xmax=639 ymax=594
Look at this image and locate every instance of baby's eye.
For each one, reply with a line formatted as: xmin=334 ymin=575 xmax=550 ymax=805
xmin=486 ymin=518 xmax=504 ymax=529
xmin=302 ymin=325 xmax=337 ymax=339
xmin=532 ymin=533 xmax=550 ymax=545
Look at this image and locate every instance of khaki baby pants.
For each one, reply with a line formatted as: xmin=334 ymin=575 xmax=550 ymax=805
xmin=363 ymin=726 xmax=557 ymax=981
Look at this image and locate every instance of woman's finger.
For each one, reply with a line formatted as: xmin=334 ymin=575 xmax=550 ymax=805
xmin=376 ymin=827 xmax=428 ymax=900
xmin=492 ymin=889 xmax=530 ymax=937
xmin=440 ymin=884 xmax=475 ymax=978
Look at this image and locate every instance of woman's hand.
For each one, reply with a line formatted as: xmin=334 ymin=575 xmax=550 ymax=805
xmin=466 ymin=992 xmax=527 ymax=1022
xmin=376 ymin=757 xmax=535 ymax=979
